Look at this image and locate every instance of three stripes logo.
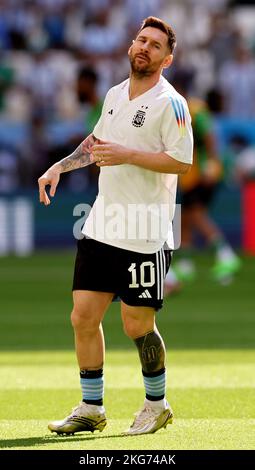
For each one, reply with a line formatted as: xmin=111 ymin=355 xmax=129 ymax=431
xmin=139 ymin=289 xmax=152 ymax=298
xmin=170 ymin=97 xmax=186 ymax=136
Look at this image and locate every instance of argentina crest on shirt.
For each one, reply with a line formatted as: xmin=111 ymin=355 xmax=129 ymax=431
xmin=132 ymin=109 xmax=146 ymax=127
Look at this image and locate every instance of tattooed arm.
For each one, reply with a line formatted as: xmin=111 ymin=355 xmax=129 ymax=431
xmin=38 ymin=134 xmax=96 ymax=206
xmin=58 ymin=134 xmax=97 ymax=173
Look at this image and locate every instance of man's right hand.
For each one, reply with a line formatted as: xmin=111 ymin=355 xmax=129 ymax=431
xmin=38 ymin=164 xmax=61 ymax=206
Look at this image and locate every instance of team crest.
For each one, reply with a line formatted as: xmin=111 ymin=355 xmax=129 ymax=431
xmin=132 ymin=109 xmax=146 ymax=127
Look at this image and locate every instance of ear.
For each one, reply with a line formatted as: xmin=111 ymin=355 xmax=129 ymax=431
xmin=163 ymin=54 xmax=173 ymax=70
xmin=128 ymin=39 xmax=135 ymax=56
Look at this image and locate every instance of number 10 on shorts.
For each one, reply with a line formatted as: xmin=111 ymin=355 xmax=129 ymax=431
xmin=128 ymin=262 xmax=155 ymax=288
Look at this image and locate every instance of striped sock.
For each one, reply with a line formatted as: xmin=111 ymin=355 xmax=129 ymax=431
xmin=80 ymin=368 xmax=104 ymax=406
xmin=143 ymin=367 xmax=166 ymax=401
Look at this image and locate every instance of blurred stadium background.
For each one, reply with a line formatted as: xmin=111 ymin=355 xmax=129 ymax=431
xmin=0 ymin=0 xmax=255 ymax=451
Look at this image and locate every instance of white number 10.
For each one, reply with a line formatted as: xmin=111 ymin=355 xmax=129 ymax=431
xmin=128 ymin=262 xmax=155 ymax=288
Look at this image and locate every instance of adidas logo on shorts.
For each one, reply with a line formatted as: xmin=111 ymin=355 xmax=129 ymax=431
xmin=138 ymin=289 xmax=152 ymax=298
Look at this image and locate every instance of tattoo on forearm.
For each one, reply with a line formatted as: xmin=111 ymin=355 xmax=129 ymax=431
xmin=134 ymin=329 xmax=166 ymax=373
xmin=59 ymin=138 xmax=94 ymax=173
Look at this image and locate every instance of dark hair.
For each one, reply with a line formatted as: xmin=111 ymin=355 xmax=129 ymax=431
xmin=78 ymin=66 xmax=98 ymax=83
xmin=206 ymin=88 xmax=224 ymax=113
xmin=137 ymin=16 xmax=176 ymax=54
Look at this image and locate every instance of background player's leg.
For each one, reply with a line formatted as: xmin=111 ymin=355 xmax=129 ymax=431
xmin=191 ymin=203 xmax=222 ymax=242
xmin=190 ymin=204 xmax=241 ymax=282
xmin=172 ymin=207 xmax=197 ymax=282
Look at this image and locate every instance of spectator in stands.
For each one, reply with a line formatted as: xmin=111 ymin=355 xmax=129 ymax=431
xmin=218 ymin=43 xmax=255 ymax=118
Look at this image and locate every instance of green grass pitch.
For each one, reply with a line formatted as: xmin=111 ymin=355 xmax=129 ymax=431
xmin=0 ymin=251 xmax=254 ymax=450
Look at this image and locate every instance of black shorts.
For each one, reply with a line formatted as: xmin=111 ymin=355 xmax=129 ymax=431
xmin=181 ymin=183 xmax=219 ymax=208
xmin=72 ymin=237 xmax=171 ymax=311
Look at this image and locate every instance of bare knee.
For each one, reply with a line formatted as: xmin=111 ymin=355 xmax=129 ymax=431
xmin=71 ymin=308 xmax=100 ymax=333
xmin=123 ymin=318 xmax=152 ymax=339
xmin=122 ymin=305 xmax=155 ymax=339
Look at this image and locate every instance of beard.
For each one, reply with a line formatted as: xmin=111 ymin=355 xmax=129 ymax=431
xmin=129 ymin=53 xmax=160 ymax=78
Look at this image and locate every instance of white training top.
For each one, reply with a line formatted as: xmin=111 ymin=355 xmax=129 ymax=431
xmin=83 ymin=75 xmax=193 ymax=253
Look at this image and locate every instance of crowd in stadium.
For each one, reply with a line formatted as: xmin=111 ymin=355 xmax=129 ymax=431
xmin=0 ymin=0 xmax=255 ymax=193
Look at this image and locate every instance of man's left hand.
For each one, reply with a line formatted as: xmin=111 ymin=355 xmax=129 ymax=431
xmin=91 ymin=142 xmax=132 ymax=166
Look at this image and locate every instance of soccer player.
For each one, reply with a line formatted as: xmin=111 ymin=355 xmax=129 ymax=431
xmin=165 ymin=89 xmax=241 ymax=288
xmin=38 ymin=17 xmax=193 ymax=436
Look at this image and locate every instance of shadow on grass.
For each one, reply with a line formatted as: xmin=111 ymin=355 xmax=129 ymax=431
xmin=0 ymin=432 xmax=127 ymax=449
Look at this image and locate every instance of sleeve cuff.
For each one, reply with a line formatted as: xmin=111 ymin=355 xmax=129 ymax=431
xmin=164 ymin=150 xmax=193 ymax=164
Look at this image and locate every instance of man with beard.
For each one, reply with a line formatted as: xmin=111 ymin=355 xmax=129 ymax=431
xmin=38 ymin=17 xmax=193 ymax=436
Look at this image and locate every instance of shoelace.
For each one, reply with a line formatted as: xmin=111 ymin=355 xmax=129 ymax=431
xmin=131 ymin=406 xmax=157 ymax=428
xmin=69 ymin=403 xmax=85 ymax=418
xmin=70 ymin=402 xmax=101 ymax=418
